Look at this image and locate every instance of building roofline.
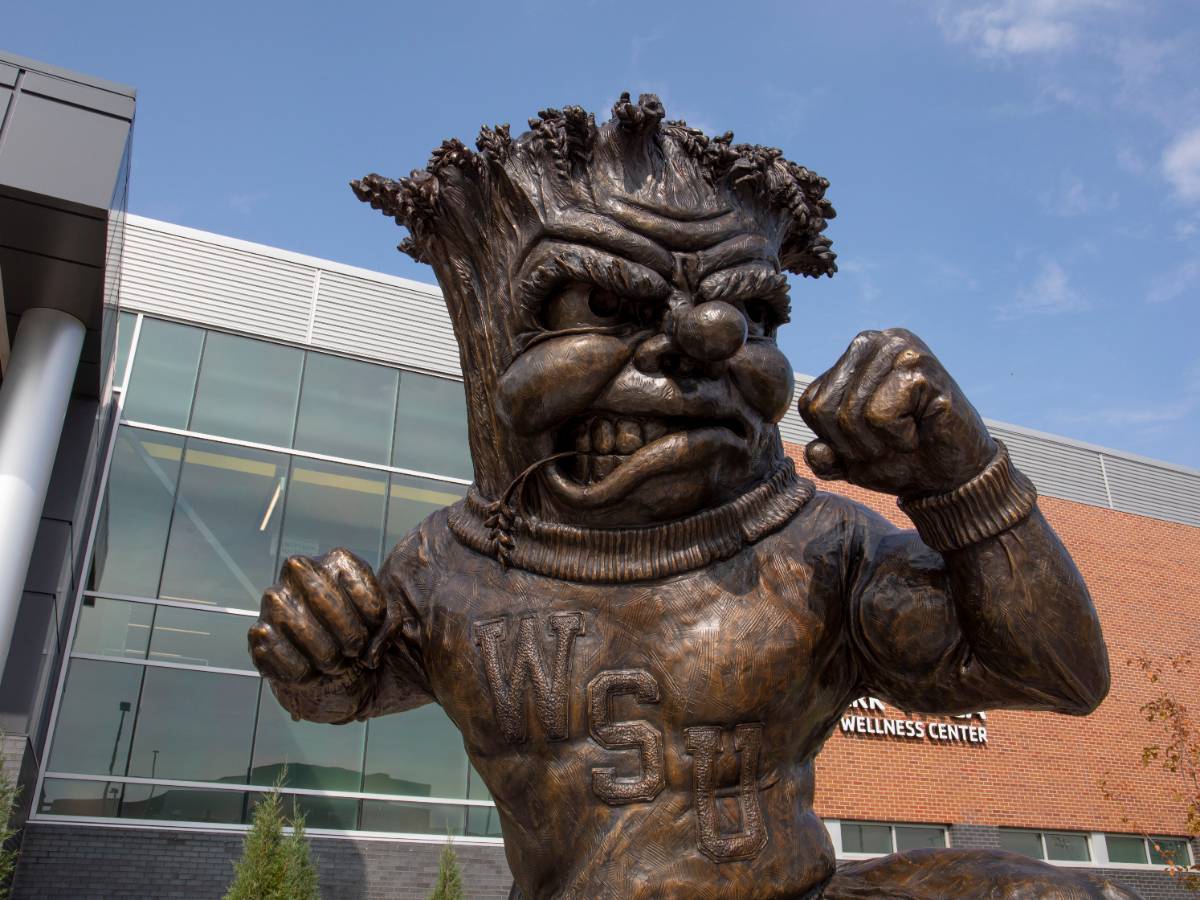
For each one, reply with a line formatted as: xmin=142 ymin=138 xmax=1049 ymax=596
xmin=0 ymin=50 xmax=136 ymax=98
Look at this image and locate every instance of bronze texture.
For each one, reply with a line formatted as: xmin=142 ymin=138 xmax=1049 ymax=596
xmin=247 ymin=94 xmax=1130 ymax=898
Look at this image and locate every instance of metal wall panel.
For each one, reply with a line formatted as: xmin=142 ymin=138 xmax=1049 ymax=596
xmin=116 ymin=216 xmax=1200 ymax=528
xmin=988 ymin=425 xmax=1111 ymax=509
xmin=120 ymin=223 xmax=314 ymax=343
xmin=1103 ymin=455 xmax=1200 ymax=527
xmin=310 ymin=271 xmax=461 ymax=377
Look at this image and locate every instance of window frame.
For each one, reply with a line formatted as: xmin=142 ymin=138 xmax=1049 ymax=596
xmin=826 ymin=819 xmax=949 ymax=860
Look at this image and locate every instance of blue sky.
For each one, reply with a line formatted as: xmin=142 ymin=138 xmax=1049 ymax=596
xmin=8 ymin=1 xmax=1199 ymax=467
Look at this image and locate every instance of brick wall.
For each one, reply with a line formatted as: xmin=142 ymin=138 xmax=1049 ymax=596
xmin=779 ymin=442 xmax=1200 ymax=838
xmin=11 ymin=824 xmax=513 ymax=900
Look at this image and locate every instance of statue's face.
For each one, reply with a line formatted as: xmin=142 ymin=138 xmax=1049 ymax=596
xmin=496 ymin=225 xmax=795 ymax=528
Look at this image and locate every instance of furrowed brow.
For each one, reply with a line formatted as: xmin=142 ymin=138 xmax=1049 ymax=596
xmin=518 ymin=241 xmax=672 ymax=309
xmin=698 ymin=262 xmax=789 ymax=304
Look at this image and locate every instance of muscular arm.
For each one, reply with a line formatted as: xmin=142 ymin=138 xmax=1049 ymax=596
xmin=848 ymin=500 xmax=1109 ymax=715
xmin=248 ymin=531 xmax=435 ymax=725
xmin=799 ymin=328 xmax=1111 ymax=717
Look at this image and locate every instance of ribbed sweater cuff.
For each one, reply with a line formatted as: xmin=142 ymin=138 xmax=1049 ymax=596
xmin=897 ymin=441 xmax=1037 ymax=552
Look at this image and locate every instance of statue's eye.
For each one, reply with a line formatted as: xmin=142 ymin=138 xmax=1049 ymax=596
xmin=542 ymin=284 xmax=630 ymax=330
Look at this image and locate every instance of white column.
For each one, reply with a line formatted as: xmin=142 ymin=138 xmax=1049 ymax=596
xmin=0 ymin=307 xmax=86 ymax=675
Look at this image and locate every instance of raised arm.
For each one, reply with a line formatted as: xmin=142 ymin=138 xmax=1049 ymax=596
xmin=799 ymin=329 xmax=1110 ymax=715
xmin=247 ymin=546 xmax=433 ymax=724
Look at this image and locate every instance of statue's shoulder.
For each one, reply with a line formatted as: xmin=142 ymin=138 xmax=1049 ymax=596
xmin=380 ymin=499 xmax=471 ymax=585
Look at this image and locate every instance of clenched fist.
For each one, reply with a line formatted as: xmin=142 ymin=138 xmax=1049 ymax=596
xmin=248 ymin=548 xmax=393 ymax=684
xmin=797 ymin=328 xmax=996 ymax=498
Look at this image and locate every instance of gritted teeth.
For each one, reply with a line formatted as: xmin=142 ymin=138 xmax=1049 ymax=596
xmin=562 ymin=414 xmax=746 ymax=484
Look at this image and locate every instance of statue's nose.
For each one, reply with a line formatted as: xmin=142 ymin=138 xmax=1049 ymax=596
xmin=673 ymin=301 xmax=747 ymax=363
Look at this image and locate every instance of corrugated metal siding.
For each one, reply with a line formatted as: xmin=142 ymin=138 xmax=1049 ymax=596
xmin=121 ymin=223 xmax=314 ymax=343
xmin=1103 ymin=454 xmax=1200 ymax=526
xmin=988 ymin=425 xmax=1111 ymax=509
xmin=310 ymin=271 xmax=461 ymax=377
xmin=117 ymin=216 xmax=1200 ymax=529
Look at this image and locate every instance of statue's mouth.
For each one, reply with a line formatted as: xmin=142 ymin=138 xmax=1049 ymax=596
xmin=556 ymin=414 xmax=748 ymax=485
xmin=543 ymin=413 xmax=749 ymax=508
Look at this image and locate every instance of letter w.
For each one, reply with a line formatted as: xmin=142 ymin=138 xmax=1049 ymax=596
xmin=474 ymin=614 xmax=584 ymax=744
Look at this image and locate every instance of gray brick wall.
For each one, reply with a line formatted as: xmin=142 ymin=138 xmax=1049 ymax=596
xmin=950 ymin=823 xmax=1003 ymax=849
xmin=11 ymin=823 xmax=513 ymax=900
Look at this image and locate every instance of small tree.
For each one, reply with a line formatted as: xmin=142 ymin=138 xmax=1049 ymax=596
xmin=1100 ymin=652 xmax=1199 ymax=893
xmin=225 ymin=769 xmax=319 ymax=900
xmin=0 ymin=753 xmax=21 ymax=899
xmin=428 ymin=833 xmax=465 ymax=900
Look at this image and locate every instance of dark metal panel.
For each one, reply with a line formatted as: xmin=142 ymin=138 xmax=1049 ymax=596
xmin=0 ymin=93 xmax=131 ymax=211
xmin=0 ymin=86 xmax=11 ymax=125
xmin=0 ymin=246 xmax=101 ymax=327
xmin=0 ymin=194 xmax=107 ymax=267
xmin=20 ymin=71 xmax=135 ymax=121
xmin=0 ymin=62 xmax=18 ymax=87
xmin=0 ymin=50 xmax=134 ymax=98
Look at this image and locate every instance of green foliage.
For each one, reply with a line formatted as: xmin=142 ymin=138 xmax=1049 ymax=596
xmin=0 ymin=753 xmax=21 ymax=900
xmin=427 ymin=835 xmax=465 ymax=900
xmin=224 ymin=769 xmax=319 ymax=900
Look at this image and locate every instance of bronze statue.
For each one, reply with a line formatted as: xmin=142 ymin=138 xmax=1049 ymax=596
xmin=248 ymin=94 xmax=1137 ymax=899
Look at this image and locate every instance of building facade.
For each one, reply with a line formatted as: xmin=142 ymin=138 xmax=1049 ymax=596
xmin=3 ymin=214 xmax=1196 ymax=899
xmin=1 ymin=52 xmax=1199 ymax=900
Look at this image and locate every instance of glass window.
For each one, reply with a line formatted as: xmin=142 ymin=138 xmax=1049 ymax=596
xmin=188 ymin=332 xmax=303 ymax=446
xmin=120 ymin=784 xmax=246 ymax=824
xmin=363 ymin=705 xmax=469 ymax=799
xmin=294 ymin=352 xmax=399 ymax=464
xmin=392 ymin=373 xmax=471 ymax=480
xmin=48 ymin=659 xmax=143 ymax=776
xmin=841 ymin=822 xmax=893 ymax=854
xmin=113 ymin=311 xmax=137 ymax=390
xmin=74 ymin=597 xmax=153 ymax=659
xmin=38 ymin=778 xmax=125 ymax=818
xmin=122 ymin=319 xmax=204 ymax=427
xmin=1149 ymin=838 xmax=1191 ymax=866
xmin=158 ymin=440 xmax=287 ymax=609
xmin=250 ymin=691 xmax=366 ymax=792
xmin=1045 ymin=831 xmax=1090 ymax=862
xmin=148 ymin=606 xmax=256 ymax=670
xmin=999 ymin=830 xmax=1045 ymax=860
xmin=466 ymin=805 xmax=503 ymax=837
xmin=361 ymin=799 xmax=464 ymax=836
xmin=1106 ymin=835 xmax=1149 ymax=864
xmin=246 ymin=792 xmax=359 ymax=831
xmin=92 ymin=428 xmax=184 ymax=598
xmin=279 ymin=459 xmax=387 ymax=570
xmin=126 ymin=667 xmax=259 ymax=784
xmin=385 ymin=474 xmax=467 ymax=552
xmin=894 ymin=825 xmax=946 ymax=851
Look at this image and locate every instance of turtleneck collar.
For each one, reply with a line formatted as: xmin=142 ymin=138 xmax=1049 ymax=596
xmin=448 ymin=461 xmax=814 ymax=583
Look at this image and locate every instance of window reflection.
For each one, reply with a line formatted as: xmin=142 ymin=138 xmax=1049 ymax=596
xmin=466 ymin=805 xmax=503 ymax=837
xmin=127 ymin=667 xmax=258 ymax=784
xmin=279 ymin=459 xmax=387 ymax=570
xmin=894 ymin=825 xmax=946 ymax=851
xmin=841 ymin=822 xmax=892 ymax=854
xmin=120 ymin=783 xmax=246 ymax=824
xmin=148 ymin=605 xmax=257 ymax=670
xmin=158 ymin=439 xmax=286 ymax=609
xmin=294 ymin=352 xmax=398 ymax=464
xmin=74 ymin=597 xmax=153 ymax=659
xmin=363 ymin=705 xmax=469 ymax=799
xmin=48 ymin=659 xmax=143 ymax=776
xmin=113 ymin=311 xmax=136 ymax=390
xmin=92 ymin=428 xmax=183 ymax=598
xmin=361 ymin=800 xmax=464 ymax=836
xmin=392 ymin=373 xmax=472 ymax=479
xmin=385 ymin=475 xmax=467 ymax=553
xmin=39 ymin=778 xmax=125 ymax=818
xmin=122 ymin=319 xmax=204 ymax=428
xmin=189 ymin=332 xmax=303 ymax=447
xmin=250 ymin=691 xmax=365 ymax=792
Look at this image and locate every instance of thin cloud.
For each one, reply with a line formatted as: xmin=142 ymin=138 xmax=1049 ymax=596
xmin=997 ymin=260 xmax=1090 ymax=320
xmin=1041 ymin=173 xmax=1118 ymax=217
xmin=1163 ymin=127 xmax=1200 ymax=204
xmin=935 ymin=0 xmax=1126 ymax=58
xmin=1147 ymin=259 xmax=1200 ymax=304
